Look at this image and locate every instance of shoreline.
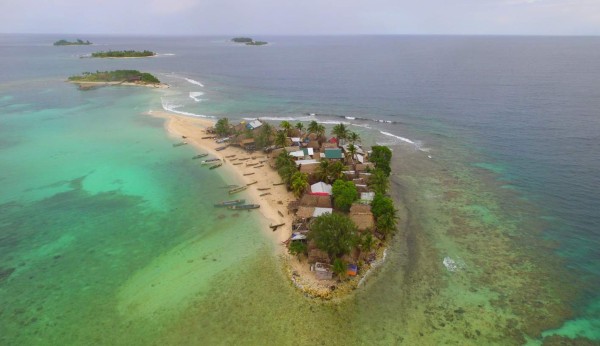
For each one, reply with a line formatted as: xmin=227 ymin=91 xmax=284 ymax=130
xmin=69 ymin=81 xmax=169 ymax=89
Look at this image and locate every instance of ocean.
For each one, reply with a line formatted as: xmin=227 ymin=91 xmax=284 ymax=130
xmin=0 ymin=34 xmax=598 ymax=345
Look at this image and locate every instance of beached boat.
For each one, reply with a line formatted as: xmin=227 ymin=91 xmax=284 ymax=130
xmin=209 ymin=163 xmax=222 ymax=169
xmin=229 ymin=186 xmax=248 ymax=194
xmin=243 ymin=172 xmax=255 ymax=176
xmin=233 ymin=162 xmax=242 ymax=165
xmin=228 ymin=204 xmax=260 ymax=210
xmin=214 ymin=199 xmax=245 ymax=207
xmin=225 ymin=154 xmax=236 ymax=158
xmin=173 ymin=141 xmax=188 ymax=147
xmin=215 ymin=145 xmax=228 ymax=151
xmin=216 ymin=137 xmax=230 ymax=144
xmin=221 ymin=184 xmax=239 ymax=189
xmin=257 ymin=187 xmax=271 ymax=191
xmin=192 ymin=153 xmax=208 ymax=159
xmin=246 ymin=181 xmax=258 ymax=186
xmin=200 ymin=158 xmax=221 ymax=165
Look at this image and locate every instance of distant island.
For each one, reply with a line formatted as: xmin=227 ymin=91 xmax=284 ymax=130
xmin=90 ymin=50 xmax=156 ymax=58
xmin=67 ymin=70 xmax=166 ymax=90
xmin=54 ymin=39 xmax=92 ymax=46
xmin=231 ymin=37 xmax=268 ymax=46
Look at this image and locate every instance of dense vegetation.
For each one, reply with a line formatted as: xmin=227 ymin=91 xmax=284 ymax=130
xmin=370 ymin=146 xmax=393 ymax=177
xmin=231 ymin=37 xmax=253 ymax=43
xmin=308 ymin=213 xmax=358 ymax=258
xmin=68 ymin=70 xmax=160 ymax=84
xmin=231 ymin=37 xmax=268 ymax=46
xmin=91 ymin=50 xmax=155 ymax=58
xmin=54 ymin=39 xmax=91 ymax=46
xmin=215 ymin=118 xmax=231 ymax=137
xmin=332 ymin=179 xmax=359 ymax=212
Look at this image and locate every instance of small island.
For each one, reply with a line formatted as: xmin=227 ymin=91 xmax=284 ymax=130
xmin=67 ymin=70 xmax=166 ymax=90
xmin=231 ymin=37 xmax=268 ymax=46
xmin=90 ymin=50 xmax=156 ymax=58
xmin=54 ymin=39 xmax=92 ymax=46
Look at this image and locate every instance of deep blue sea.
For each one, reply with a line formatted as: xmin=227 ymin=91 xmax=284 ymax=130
xmin=0 ymin=34 xmax=598 ymax=345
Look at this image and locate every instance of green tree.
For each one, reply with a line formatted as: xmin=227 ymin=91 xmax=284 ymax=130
xmin=332 ymin=258 xmax=346 ymax=278
xmin=255 ymin=122 xmax=273 ymax=149
xmin=295 ymin=122 xmax=304 ymax=137
xmin=332 ymin=123 xmax=349 ymax=145
xmin=328 ymin=161 xmax=346 ymax=183
xmin=290 ymin=171 xmax=309 ymax=197
xmin=348 ymin=131 xmax=361 ymax=144
xmin=307 ymin=120 xmax=319 ymax=135
xmin=289 ymin=241 xmax=307 ymax=257
xmin=371 ymin=193 xmax=395 ymax=219
xmin=275 ymin=150 xmax=294 ymax=169
xmin=309 ymin=213 xmax=358 ymax=258
xmin=280 ymin=121 xmax=292 ymax=136
xmin=275 ymin=130 xmax=287 ymax=148
xmin=368 ymin=168 xmax=389 ymax=195
xmin=215 ymin=118 xmax=230 ymax=137
xmin=347 ymin=143 xmax=357 ymax=164
xmin=370 ymin=146 xmax=393 ymax=177
xmin=332 ymin=179 xmax=358 ymax=212
xmin=315 ymin=124 xmax=326 ymax=140
xmin=359 ymin=233 xmax=376 ymax=253
xmin=376 ymin=212 xmax=397 ymax=238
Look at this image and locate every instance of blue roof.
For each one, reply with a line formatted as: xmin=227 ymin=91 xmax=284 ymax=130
xmin=324 ymin=148 xmax=343 ymax=159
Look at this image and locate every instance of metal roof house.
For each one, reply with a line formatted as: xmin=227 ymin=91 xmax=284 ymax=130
xmin=246 ymin=120 xmax=263 ymax=130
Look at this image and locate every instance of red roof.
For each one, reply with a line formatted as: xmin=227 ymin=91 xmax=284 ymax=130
xmin=328 ymin=137 xmax=338 ymax=143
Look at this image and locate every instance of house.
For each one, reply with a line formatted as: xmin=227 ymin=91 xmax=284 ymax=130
xmin=300 ymin=163 xmax=320 ymax=176
xmin=241 ymin=138 xmax=256 ymax=151
xmin=295 ymin=206 xmax=333 ymax=219
xmin=310 ymin=182 xmax=332 ymax=195
xmin=299 ymin=194 xmax=332 ymax=208
xmin=314 ymin=262 xmax=333 ymax=280
xmin=349 ymin=204 xmax=375 ymax=232
xmin=246 ymin=120 xmax=263 ymax=130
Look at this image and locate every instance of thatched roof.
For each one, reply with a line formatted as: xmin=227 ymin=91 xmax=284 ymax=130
xmin=350 ymin=204 xmax=372 ymax=213
xmin=321 ymin=142 xmax=338 ymax=149
xmin=307 ymin=140 xmax=320 ymax=150
xmin=308 ymin=248 xmax=330 ymax=264
xmin=299 ymin=194 xmax=332 ymax=208
xmin=350 ymin=212 xmax=375 ymax=231
xmin=300 ymin=164 xmax=319 ymax=175
xmin=296 ymin=206 xmax=315 ymax=219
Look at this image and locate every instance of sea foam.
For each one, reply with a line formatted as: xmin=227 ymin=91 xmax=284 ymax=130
xmin=184 ymin=78 xmax=204 ymax=87
xmin=161 ymin=99 xmax=214 ymax=118
xmin=189 ymin=92 xmax=204 ymax=102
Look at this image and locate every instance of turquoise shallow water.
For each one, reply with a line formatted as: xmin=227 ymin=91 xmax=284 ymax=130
xmin=1 ymin=34 xmax=599 ymax=344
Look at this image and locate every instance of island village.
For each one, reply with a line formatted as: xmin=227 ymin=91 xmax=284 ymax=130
xmin=191 ymin=117 xmax=398 ymax=299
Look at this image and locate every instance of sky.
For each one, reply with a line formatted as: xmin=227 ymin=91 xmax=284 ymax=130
xmin=1 ymin=0 xmax=599 ymax=35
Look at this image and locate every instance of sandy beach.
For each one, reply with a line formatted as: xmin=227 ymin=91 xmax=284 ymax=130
xmin=149 ymin=110 xmax=295 ymax=246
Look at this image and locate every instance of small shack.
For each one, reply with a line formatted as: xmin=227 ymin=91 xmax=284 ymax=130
xmin=310 ymin=182 xmax=332 ymax=196
xmin=314 ymin=262 xmax=333 ymax=280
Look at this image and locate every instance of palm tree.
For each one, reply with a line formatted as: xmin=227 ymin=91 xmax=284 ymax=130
xmin=308 ymin=120 xmax=319 ymax=135
xmin=295 ymin=122 xmax=304 ymax=138
xmin=332 ymin=123 xmax=349 ymax=145
xmin=278 ymin=164 xmax=298 ymax=185
xmin=316 ymin=160 xmax=330 ymax=182
xmin=347 ymin=143 xmax=357 ymax=165
xmin=280 ymin=121 xmax=292 ymax=136
xmin=376 ymin=212 xmax=397 ymax=239
xmin=316 ymin=124 xmax=326 ymax=142
xmin=328 ymin=161 xmax=346 ymax=182
xmin=368 ymin=168 xmax=389 ymax=194
xmin=275 ymin=150 xmax=294 ymax=169
xmin=290 ymin=172 xmax=309 ymax=198
xmin=275 ymin=130 xmax=287 ymax=148
xmin=348 ymin=131 xmax=361 ymax=144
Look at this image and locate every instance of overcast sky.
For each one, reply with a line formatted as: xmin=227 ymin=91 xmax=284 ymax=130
xmin=1 ymin=0 xmax=599 ymax=35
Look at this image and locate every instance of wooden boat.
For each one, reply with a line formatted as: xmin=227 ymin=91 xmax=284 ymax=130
xmin=233 ymin=162 xmax=242 ymax=165
xmin=209 ymin=163 xmax=222 ymax=169
xmin=173 ymin=141 xmax=188 ymax=147
xmin=238 ymin=158 xmax=250 ymax=161
xmin=221 ymin=185 xmax=239 ymax=189
xmin=246 ymin=162 xmax=258 ymax=166
xmin=229 ymin=186 xmax=248 ymax=194
xmin=225 ymin=154 xmax=236 ymax=158
xmin=273 ymin=182 xmax=286 ymax=186
xmin=246 ymin=181 xmax=258 ymax=186
xmin=201 ymin=136 xmax=215 ymax=139
xmin=214 ymin=199 xmax=245 ymax=207
xmin=201 ymin=158 xmax=220 ymax=165
xmin=228 ymin=204 xmax=260 ymax=210
xmin=254 ymin=165 xmax=264 ymax=168
xmin=257 ymin=187 xmax=270 ymax=191
xmin=269 ymin=223 xmax=285 ymax=231
xmin=215 ymin=145 xmax=228 ymax=151
xmin=260 ymin=192 xmax=271 ymax=197
xmin=192 ymin=153 xmax=208 ymax=159
xmin=243 ymin=172 xmax=255 ymax=176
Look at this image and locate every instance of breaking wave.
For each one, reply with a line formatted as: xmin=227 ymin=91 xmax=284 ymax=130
xmin=184 ymin=78 xmax=204 ymax=87
xmin=189 ymin=92 xmax=204 ymax=102
xmin=161 ymin=99 xmax=214 ymax=119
